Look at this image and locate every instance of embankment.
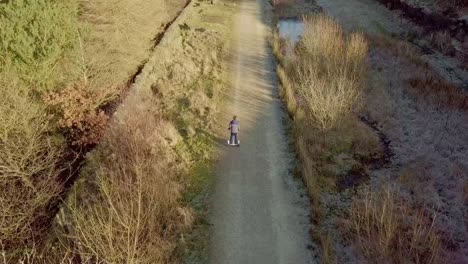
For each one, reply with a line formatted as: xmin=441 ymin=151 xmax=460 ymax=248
xmin=51 ymin=1 xmax=238 ymax=263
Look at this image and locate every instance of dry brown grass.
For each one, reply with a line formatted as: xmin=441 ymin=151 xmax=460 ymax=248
xmin=274 ymin=15 xmax=381 ymax=189
xmin=49 ymin=1 xmax=234 ymax=262
xmin=349 ymin=187 xmax=442 ymax=264
xmin=292 ymin=15 xmax=368 ymax=129
xmin=371 ymin=34 xmax=425 ymax=65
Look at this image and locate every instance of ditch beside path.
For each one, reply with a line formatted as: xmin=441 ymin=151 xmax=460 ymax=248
xmin=209 ymin=0 xmax=316 ymax=263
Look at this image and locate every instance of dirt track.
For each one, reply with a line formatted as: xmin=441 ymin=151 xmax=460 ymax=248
xmin=209 ymin=0 xmax=315 ymax=263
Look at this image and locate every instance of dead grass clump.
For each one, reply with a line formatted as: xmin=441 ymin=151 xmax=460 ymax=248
xmin=62 ymin=93 xmax=190 ymax=263
xmin=398 ymin=158 xmax=437 ymax=204
xmin=429 ymin=30 xmax=454 ymax=55
xmin=0 ymin=79 xmax=64 ymax=257
xmin=407 ymin=74 xmax=468 ymax=110
xmin=311 ymin=229 xmax=337 ymax=264
xmin=371 ymin=34 xmax=425 ymax=66
xmin=277 ymin=66 xmax=298 ymax=115
xmin=292 ymin=15 xmax=368 ymax=129
xmin=349 ymin=187 xmax=442 ymax=264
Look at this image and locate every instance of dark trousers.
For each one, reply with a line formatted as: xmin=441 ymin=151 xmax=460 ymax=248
xmin=230 ymin=133 xmax=238 ymax=145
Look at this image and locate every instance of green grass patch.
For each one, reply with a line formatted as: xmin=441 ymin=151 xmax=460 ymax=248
xmin=0 ymin=0 xmax=80 ymax=91
xmin=179 ymin=141 xmax=215 ymax=264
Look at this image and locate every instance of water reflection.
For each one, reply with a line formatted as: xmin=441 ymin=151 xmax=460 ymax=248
xmin=278 ymin=19 xmax=304 ymax=44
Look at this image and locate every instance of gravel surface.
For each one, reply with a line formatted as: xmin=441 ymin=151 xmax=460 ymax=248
xmin=209 ymin=0 xmax=317 ymax=263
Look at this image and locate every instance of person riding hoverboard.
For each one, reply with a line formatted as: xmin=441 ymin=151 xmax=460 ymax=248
xmin=228 ymin=115 xmax=240 ymax=146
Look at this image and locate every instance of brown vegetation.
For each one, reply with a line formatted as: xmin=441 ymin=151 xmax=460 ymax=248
xmin=274 ymin=15 xmax=382 ymax=263
xmin=349 ymin=187 xmax=441 ymax=264
xmin=436 ymin=0 xmax=468 ymax=9
xmin=272 ymin=0 xmax=321 ymax=18
xmin=0 ymin=78 xmax=64 ymax=259
xmin=0 ymin=0 xmax=187 ymax=261
xmin=273 ymin=13 xmax=455 ymax=263
xmin=408 ymin=75 xmax=468 ymax=110
xmin=44 ymin=82 xmax=113 ymax=146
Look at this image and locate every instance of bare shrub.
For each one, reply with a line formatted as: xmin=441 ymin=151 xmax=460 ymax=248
xmin=63 ymin=92 xmax=190 ymax=263
xmin=349 ymin=187 xmax=442 ymax=264
xmin=0 ymin=78 xmax=64 ymax=257
xmin=274 ymin=15 xmax=386 ymax=264
xmin=293 ymin=15 xmax=368 ymax=129
xmin=44 ymin=82 xmax=113 ymax=146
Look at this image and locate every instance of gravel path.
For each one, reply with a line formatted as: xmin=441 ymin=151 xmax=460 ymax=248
xmin=209 ymin=0 xmax=315 ymax=263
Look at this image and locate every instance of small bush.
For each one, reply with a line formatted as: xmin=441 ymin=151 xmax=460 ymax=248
xmin=44 ymin=82 xmax=113 ymax=146
xmin=292 ymin=15 xmax=368 ymax=129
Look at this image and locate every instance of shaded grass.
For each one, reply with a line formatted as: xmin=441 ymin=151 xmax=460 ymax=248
xmin=273 ymin=13 xmax=448 ymax=264
xmin=372 ymin=34 xmax=468 ymax=111
xmin=179 ymin=162 xmax=215 ymax=264
xmin=348 ymin=187 xmax=441 ymax=264
xmin=273 ymin=15 xmax=380 ymax=263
